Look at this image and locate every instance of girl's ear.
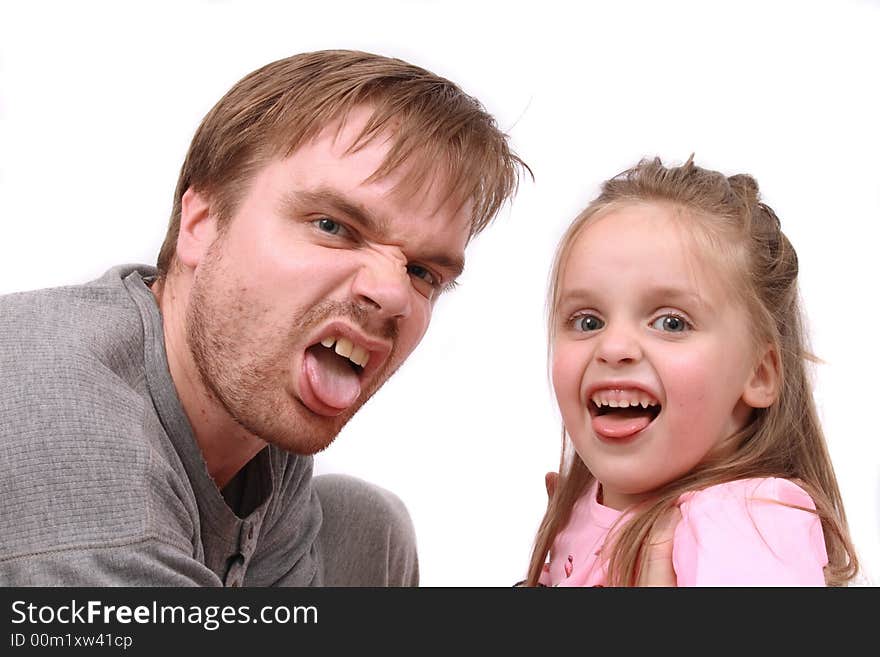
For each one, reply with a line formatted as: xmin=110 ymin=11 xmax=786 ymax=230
xmin=742 ymin=345 xmax=780 ymax=409
xmin=176 ymin=187 xmax=218 ymax=270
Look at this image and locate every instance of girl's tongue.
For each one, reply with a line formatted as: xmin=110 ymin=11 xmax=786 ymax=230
xmin=592 ymin=407 xmax=655 ymax=440
xmin=304 ymin=344 xmax=361 ymax=410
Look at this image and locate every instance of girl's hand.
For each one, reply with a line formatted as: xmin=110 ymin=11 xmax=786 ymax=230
xmin=638 ymin=505 xmax=681 ymax=587
xmin=545 ymin=471 xmax=558 ymax=500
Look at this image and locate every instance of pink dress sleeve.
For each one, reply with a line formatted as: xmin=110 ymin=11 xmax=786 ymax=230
xmin=672 ymin=478 xmax=828 ymax=586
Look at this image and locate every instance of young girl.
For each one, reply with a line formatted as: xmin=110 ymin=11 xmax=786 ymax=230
xmin=525 ymin=156 xmax=859 ymax=587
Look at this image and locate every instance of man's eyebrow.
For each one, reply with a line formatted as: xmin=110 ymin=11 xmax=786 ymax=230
xmin=428 ymin=253 xmax=465 ymax=281
xmin=283 ymin=188 xmax=387 ymax=235
xmin=283 ymin=188 xmax=466 ymax=279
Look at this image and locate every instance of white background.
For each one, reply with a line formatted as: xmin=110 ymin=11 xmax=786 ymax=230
xmin=1 ymin=0 xmax=878 ymax=586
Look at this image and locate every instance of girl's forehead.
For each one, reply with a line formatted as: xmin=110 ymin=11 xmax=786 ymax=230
xmin=581 ymin=200 xmax=685 ymax=235
xmin=578 ymin=201 xmax=733 ymax=258
xmin=562 ymin=202 xmax=741 ymax=303
xmin=570 ymin=202 xmax=690 ymax=259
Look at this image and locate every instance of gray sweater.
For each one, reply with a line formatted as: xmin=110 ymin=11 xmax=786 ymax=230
xmin=0 ymin=265 xmax=322 ymax=586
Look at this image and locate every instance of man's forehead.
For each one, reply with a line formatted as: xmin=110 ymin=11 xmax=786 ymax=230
xmin=309 ymin=107 xmax=475 ymax=229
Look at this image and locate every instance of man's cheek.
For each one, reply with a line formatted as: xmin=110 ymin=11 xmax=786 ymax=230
xmin=405 ymin=308 xmax=433 ymax=354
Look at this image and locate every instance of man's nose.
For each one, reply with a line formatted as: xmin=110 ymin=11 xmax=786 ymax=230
xmin=350 ymin=248 xmax=412 ymax=320
xmin=595 ymin=323 xmax=643 ymax=366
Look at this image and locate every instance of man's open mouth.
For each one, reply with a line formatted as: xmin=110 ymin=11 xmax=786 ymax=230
xmin=313 ymin=335 xmax=369 ymax=373
xmin=302 ymin=334 xmax=373 ymax=412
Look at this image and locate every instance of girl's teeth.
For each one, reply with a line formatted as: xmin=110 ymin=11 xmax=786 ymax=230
xmin=590 ymin=392 xmax=660 ymax=408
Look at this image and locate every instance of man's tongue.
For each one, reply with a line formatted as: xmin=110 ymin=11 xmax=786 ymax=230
xmin=304 ymin=345 xmax=361 ymax=410
xmin=592 ymin=408 xmax=653 ymax=440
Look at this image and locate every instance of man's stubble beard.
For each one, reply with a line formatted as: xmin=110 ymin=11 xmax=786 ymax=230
xmin=184 ymin=246 xmax=399 ymax=456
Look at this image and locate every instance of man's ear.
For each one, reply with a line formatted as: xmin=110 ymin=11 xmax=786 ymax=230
xmin=176 ymin=188 xmax=218 ymax=270
xmin=742 ymin=344 xmax=780 ymax=409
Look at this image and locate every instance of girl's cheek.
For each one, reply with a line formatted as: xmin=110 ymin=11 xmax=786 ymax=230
xmin=662 ymin=357 xmax=718 ymax=429
xmin=551 ymin=346 xmax=579 ymax=390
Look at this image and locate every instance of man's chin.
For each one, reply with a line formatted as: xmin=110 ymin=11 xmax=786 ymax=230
xmin=242 ymin=381 xmax=381 ymax=455
xmin=260 ymin=428 xmax=339 ymax=456
xmin=268 ymin=440 xmax=329 ymax=457
xmin=259 ymin=404 xmax=355 ymax=456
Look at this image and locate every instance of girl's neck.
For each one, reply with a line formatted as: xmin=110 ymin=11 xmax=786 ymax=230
xmin=598 ymin=483 xmax=654 ymax=511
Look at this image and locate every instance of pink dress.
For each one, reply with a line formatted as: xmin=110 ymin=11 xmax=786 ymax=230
xmin=538 ymin=477 xmax=828 ymax=586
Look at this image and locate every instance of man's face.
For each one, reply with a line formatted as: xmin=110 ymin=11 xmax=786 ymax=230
xmin=185 ymin=108 xmax=472 ymax=454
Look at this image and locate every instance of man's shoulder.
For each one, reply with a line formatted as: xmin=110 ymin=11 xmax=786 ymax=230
xmin=0 ymin=264 xmax=150 ymax=341
xmin=0 ymin=265 xmax=181 ymax=548
xmin=0 ymin=265 xmax=155 ymax=407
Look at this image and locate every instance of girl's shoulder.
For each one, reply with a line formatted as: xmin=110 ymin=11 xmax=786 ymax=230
xmin=672 ymin=477 xmax=827 ymax=585
xmin=677 ymin=476 xmax=817 ymax=511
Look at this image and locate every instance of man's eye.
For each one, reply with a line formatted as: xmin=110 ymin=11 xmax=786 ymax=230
xmin=407 ymin=264 xmax=441 ymax=300
xmin=650 ymin=314 xmax=690 ymax=333
xmin=406 ymin=264 xmax=437 ymax=286
xmin=571 ymin=314 xmax=604 ymax=332
xmin=315 ymin=218 xmax=346 ymax=235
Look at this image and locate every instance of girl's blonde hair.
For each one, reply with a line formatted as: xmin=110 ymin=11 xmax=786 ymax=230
xmin=526 ymin=156 xmax=858 ymax=586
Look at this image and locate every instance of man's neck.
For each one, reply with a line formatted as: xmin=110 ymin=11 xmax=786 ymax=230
xmin=151 ymin=274 xmax=265 ymax=489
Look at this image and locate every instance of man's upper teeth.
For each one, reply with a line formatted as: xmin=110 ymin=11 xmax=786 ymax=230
xmin=319 ymin=335 xmax=370 ymax=368
xmin=591 ymin=390 xmax=658 ymax=408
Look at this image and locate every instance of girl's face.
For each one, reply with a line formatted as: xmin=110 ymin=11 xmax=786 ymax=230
xmin=552 ymin=202 xmax=764 ymax=510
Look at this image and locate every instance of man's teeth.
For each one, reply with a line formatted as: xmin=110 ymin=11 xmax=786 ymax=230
xmin=591 ymin=393 xmax=658 ymax=409
xmin=319 ymin=336 xmax=370 ymax=368
xmin=335 ymin=337 xmax=353 ymax=358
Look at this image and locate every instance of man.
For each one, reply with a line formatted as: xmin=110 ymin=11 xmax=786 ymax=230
xmin=0 ymin=50 xmax=527 ymax=586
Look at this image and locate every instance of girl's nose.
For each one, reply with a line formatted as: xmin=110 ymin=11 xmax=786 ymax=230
xmin=595 ymin=323 xmax=642 ymax=366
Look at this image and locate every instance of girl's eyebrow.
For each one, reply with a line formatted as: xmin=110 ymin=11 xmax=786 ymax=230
xmin=559 ymin=285 xmax=713 ymax=311
xmin=644 ymin=285 xmax=714 ymax=312
xmin=281 ymin=188 xmax=465 ymax=280
xmin=557 ymin=288 xmax=599 ymax=304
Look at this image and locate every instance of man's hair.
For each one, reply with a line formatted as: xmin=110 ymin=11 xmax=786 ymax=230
xmin=156 ymin=49 xmax=529 ymax=277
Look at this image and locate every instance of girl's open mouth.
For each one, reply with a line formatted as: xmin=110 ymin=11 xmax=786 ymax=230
xmin=588 ymin=392 xmax=661 ymax=441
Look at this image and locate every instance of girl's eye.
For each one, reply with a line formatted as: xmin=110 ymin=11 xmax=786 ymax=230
xmin=571 ymin=314 xmax=605 ymax=332
xmin=651 ymin=314 xmax=690 ymax=333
